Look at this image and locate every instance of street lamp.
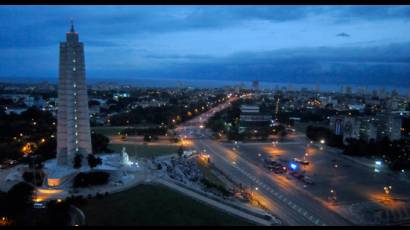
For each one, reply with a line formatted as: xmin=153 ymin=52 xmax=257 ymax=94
xmin=384 ymin=185 xmax=392 ymax=195
xmin=329 ymin=189 xmax=337 ymax=203
xmin=375 ymin=160 xmax=382 ymax=173
xmin=320 ymin=139 xmax=325 ymax=144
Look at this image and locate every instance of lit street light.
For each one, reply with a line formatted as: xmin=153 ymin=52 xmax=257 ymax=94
xmin=384 ymin=185 xmax=392 ymax=195
xmin=329 ymin=189 xmax=337 ymax=203
xmin=320 ymin=139 xmax=325 ymax=144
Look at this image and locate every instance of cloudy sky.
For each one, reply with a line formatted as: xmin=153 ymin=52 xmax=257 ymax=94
xmin=0 ymin=5 xmax=410 ymax=86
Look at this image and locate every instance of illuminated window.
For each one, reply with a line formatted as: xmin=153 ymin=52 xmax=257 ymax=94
xmin=75 ymin=140 xmax=79 ymax=144
xmin=75 ymin=132 xmax=78 ymax=136
xmin=73 ymin=83 xmax=77 ymax=88
xmin=73 ymin=67 xmax=76 ymax=71
xmin=76 ymin=147 xmax=79 ymax=152
xmin=73 ymin=59 xmax=76 ymax=63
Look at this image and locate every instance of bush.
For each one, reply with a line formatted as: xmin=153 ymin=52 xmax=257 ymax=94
xmin=91 ymin=133 xmax=110 ymax=154
xmin=306 ymin=126 xmax=344 ymax=148
xmin=22 ymin=170 xmax=45 ymax=186
xmin=73 ymin=154 xmax=83 ymax=169
xmin=66 ymin=196 xmax=88 ymax=206
xmin=73 ymin=171 xmax=110 ymax=188
xmin=200 ymin=178 xmax=231 ymax=197
xmin=95 ymin=193 xmax=104 ymax=199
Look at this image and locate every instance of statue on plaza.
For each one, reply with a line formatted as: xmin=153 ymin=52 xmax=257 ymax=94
xmin=121 ymin=147 xmax=131 ymax=165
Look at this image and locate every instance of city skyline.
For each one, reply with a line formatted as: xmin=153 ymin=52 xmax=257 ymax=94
xmin=0 ymin=5 xmax=410 ymax=87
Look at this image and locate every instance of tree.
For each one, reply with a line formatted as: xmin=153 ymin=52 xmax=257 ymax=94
xmin=91 ymin=133 xmax=110 ymax=154
xmin=177 ymin=146 xmax=184 ymax=157
xmin=87 ymin=154 xmax=102 ymax=169
xmin=73 ymin=154 xmax=83 ymax=169
xmin=73 ymin=172 xmax=110 ymax=188
xmin=42 ymin=200 xmax=71 ymax=226
xmin=7 ymin=182 xmax=35 ymax=217
xmin=143 ymin=134 xmax=152 ymax=142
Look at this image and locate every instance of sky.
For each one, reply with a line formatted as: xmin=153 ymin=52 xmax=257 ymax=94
xmin=0 ymin=5 xmax=410 ymax=87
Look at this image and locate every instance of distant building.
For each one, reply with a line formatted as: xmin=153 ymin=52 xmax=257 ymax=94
xmin=239 ymin=104 xmax=272 ymax=133
xmin=345 ymin=86 xmax=352 ymax=95
xmin=347 ymin=103 xmax=366 ymax=112
xmin=330 ymin=113 xmax=401 ymax=143
xmin=113 ymin=92 xmax=130 ymax=101
xmin=252 ymin=80 xmax=259 ymax=91
xmin=24 ymin=96 xmax=46 ymax=109
xmin=5 ymin=107 xmax=27 ymax=115
xmin=330 ymin=116 xmax=360 ymax=143
xmin=374 ymin=113 xmax=402 ymax=141
xmin=357 ymin=117 xmax=377 ymax=142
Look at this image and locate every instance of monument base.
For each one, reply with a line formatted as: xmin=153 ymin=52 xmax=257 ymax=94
xmin=43 ymin=159 xmax=78 ymax=187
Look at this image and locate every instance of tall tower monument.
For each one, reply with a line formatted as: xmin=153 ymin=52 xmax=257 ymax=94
xmin=56 ymin=21 xmax=92 ymax=166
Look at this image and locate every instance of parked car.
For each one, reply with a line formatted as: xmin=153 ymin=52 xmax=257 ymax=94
xmin=303 ymin=176 xmax=314 ymax=184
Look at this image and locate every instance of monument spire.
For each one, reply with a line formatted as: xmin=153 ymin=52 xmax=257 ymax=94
xmin=70 ymin=19 xmax=75 ymax=33
xmin=57 ymin=20 xmax=92 ymax=167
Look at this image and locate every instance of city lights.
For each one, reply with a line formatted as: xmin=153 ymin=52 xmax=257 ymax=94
xmin=290 ymin=163 xmax=298 ymax=171
xmin=0 ymin=6 xmax=409 ymax=227
xmin=320 ymin=139 xmax=325 ymax=144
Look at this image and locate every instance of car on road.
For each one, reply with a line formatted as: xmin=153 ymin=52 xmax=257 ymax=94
xmin=290 ymin=171 xmax=304 ymax=179
xmin=263 ymin=213 xmax=273 ymax=220
xmin=294 ymin=158 xmax=309 ymax=165
xmin=302 ymin=176 xmax=314 ymax=184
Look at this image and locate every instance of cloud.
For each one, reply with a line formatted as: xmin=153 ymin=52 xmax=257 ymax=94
xmin=1 ymin=5 xmax=409 ymax=45
xmin=336 ymin=32 xmax=350 ymax=37
xmin=142 ymin=53 xmax=213 ymax=61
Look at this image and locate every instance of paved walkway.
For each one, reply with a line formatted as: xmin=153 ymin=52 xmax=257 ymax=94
xmin=154 ymin=177 xmax=277 ymax=226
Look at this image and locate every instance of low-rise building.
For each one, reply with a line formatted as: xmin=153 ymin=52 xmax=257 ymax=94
xmin=239 ymin=104 xmax=272 ymax=133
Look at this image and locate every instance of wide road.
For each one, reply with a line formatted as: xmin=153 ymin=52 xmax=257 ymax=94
xmin=195 ymin=139 xmax=350 ymax=226
xmin=175 ymin=94 xmax=350 ymax=225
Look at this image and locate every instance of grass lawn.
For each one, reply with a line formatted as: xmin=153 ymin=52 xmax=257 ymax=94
xmin=108 ymin=143 xmax=179 ymax=158
xmin=79 ymin=184 xmax=254 ymax=226
xmin=198 ymin=162 xmax=227 ymax=189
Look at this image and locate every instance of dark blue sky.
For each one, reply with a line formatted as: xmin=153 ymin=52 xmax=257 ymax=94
xmin=1 ymin=5 xmax=410 ymax=86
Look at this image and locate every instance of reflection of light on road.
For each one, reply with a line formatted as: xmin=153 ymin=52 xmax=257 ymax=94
xmin=268 ymin=174 xmax=294 ymax=192
xmin=305 ymin=146 xmax=316 ymax=155
xmin=262 ymin=146 xmax=285 ymax=155
xmin=368 ymin=192 xmax=403 ymax=208
xmin=35 ymin=188 xmax=64 ymax=202
xmin=223 ymin=148 xmax=238 ymax=162
xmin=181 ymin=139 xmax=194 ymax=147
xmin=250 ymin=191 xmax=276 ymax=211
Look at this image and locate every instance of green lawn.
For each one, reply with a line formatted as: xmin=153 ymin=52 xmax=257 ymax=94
xmin=198 ymin=163 xmax=227 ymax=189
xmin=79 ymin=184 xmax=254 ymax=226
xmin=108 ymin=143 xmax=179 ymax=158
